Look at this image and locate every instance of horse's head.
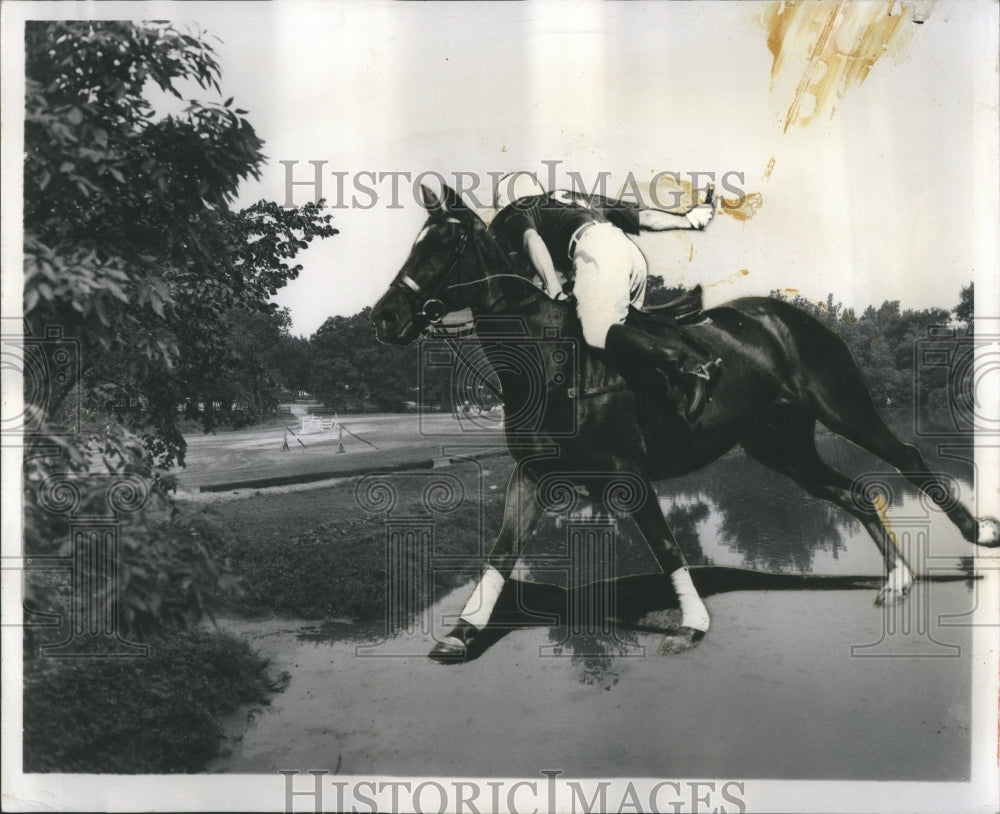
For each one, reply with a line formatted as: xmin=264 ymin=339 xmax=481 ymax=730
xmin=372 ymin=184 xmax=488 ymax=347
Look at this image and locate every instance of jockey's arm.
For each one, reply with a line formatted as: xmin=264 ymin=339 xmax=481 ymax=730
xmin=522 ymin=228 xmax=563 ymax=298
xmin=638 ymin=204 xmax=715 ymax=232
xmin=637 ymin=209 xmax=692 ymax=231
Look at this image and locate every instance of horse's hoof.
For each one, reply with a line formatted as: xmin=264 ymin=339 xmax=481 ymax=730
xmin=976 ymin=517 xmax=1000 ymax=547
xmin=428 ymin=635 xmax=469 ymax=664
xmin=874 ymin=584 xmax=910 ymax=607
xmin=428 ymin=622 xmax=478 ymax=665
xmin=658 ymin=626 xmax=705 ymax=655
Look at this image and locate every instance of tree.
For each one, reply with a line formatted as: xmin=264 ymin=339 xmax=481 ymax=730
xmin=21 ymin=21 xmax=337 ymax=639
xmin=770 ymin=289 xmax=964 ymax=423
xmin=954 ymin=282 xmax=974 ymax=327
xmin=24 ymin=21 xmax=336 ymax=467
xmin=310 ymin=310 xmax=414 ymax=411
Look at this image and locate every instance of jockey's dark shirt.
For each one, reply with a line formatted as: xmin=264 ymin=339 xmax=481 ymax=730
xmin=491 ymin=191 xmax=642 ymax=271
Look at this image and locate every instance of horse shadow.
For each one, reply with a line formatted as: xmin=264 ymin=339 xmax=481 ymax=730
xmin=459 ymin=566 xmax=974 ymax=663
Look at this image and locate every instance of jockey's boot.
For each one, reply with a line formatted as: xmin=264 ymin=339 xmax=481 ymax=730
xmin=605 ymin=323 xmax=722 ymax=423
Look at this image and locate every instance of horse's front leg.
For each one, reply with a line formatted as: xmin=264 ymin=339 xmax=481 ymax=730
xmin=429 ymin=466 xmax=544 ymax=664
xmin=628 ymin=481 xmax=710 ymax=655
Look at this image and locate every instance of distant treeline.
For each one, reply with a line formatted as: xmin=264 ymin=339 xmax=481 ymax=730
xmin=254 ymin=278 xmax=973 ymax=424
xmin=767 ymin=282 xmax=973 ymax=428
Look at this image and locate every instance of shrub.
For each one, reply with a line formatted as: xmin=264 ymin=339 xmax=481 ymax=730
xmin=23 ymin=629 xmax=283 ymax=773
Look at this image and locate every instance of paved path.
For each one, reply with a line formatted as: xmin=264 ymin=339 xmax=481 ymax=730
xmin=177 ymin=413 xmax=505 ymax=492
xmin=210 ymin=579 xmax=976 ymax=781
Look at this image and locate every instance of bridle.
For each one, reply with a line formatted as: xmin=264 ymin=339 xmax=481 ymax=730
xmin=390 ymin=216 xmax=471 ymax=326
xmin=383 ymin=211 xmax=561 ymax=403
xmin=389 ymin=212 xmax=550 ymax=338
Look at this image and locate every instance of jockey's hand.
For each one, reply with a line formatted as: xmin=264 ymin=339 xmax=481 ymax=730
xmin=685 ymin=202 xmax=715 ymax=230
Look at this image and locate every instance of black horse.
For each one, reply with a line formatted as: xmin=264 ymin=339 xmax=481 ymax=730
xmin=371 ymin=184 xmax=997 ymax=662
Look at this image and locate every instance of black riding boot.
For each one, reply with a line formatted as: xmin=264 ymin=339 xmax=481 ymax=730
xmin=605 ymin=323 xmax=722 ymax=423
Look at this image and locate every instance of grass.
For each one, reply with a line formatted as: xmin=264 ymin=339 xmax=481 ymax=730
xmin=177 ymin=411 xmax=297 ymax=436
xmin=207 ymin=455 xmax=716 ymax=623
xmin=23 ymin=629 xmax=285 ymax=773
xmin=20 ymin=459 xmax=512 ymax=775
xmin=213 ymin=461 xmax=511 ymax=621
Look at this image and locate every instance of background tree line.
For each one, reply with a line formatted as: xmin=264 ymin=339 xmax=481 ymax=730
xmin=261 ymin=276 xmax=973 ymax=427
xmin=768 ymin=282 xmax=974 ymax=429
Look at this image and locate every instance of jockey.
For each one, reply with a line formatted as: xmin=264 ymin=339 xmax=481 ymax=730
xmin=490 ymin=173 xmax=722 ymax=422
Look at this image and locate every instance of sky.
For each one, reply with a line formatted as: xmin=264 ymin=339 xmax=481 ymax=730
xmin=7 ymin=0 xmax=999 ymax=337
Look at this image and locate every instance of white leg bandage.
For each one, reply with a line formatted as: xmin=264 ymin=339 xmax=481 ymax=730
xmin=886 ymin=563 xmax=913 ymax=593
xmin=460 ymin=566 xmax=506 ymax=629
xmin=671 ymin=567 xmax=710 ymax=632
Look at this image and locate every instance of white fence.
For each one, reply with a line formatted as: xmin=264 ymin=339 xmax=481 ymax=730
xmin=299 ymin=415 xmax=338 ymax=434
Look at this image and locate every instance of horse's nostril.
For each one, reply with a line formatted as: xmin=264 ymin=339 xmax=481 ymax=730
xmin=377 ymin=309 xmax=398 ymax=330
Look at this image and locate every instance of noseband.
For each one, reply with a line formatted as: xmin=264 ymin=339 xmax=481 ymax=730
xmin=392 ymin=219 xmax=471 ymax=325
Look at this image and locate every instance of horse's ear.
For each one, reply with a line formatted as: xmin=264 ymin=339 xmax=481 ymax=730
xmin=420 ymin=185 xmax=442 ymax=211
xmin=440 ymin=184 xmax=467 ymax=211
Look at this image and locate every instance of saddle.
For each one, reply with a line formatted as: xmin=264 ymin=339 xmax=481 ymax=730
xmin=631 ymin=285 xmax=705 ymax=325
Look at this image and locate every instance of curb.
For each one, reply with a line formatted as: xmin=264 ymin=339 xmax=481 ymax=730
xmin=198 ymin=458 xmax=436 ymax=493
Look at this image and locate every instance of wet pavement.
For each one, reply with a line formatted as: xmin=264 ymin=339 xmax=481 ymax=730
xmin=209 ymin=576 xmax=976 ymax=780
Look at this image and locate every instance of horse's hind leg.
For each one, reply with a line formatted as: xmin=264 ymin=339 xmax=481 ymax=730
xmin=743 ymin=418 xmax=914 ymax=606
xmin=808 ymin=362 xmax=997 ymax=547
xmin=626 ymin=479 xmax=710 ymax=653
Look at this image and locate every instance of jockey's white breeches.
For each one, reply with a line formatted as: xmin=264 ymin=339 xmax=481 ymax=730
xmin=571 ymin=222 xmax=648 ymax=349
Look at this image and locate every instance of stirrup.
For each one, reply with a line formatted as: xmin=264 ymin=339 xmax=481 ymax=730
xmin=690 ymin=357 xmax=723 ymax=381
xmin=681 ymin=358 xmax=722 ymax=424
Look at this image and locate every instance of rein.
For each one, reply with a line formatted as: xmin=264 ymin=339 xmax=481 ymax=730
xmin=401 ymin=217 xmax=549 ymax=335
xmin=444 ymin=274 xmax=548 ymax=317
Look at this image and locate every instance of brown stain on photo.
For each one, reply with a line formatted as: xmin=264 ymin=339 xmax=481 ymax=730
xmin=703 ymin=268 xmax=751 ymax=290
xmin=630 ymin=177 xmax=765 ymax=223
xmin=765 ymin=0 xmax=926 ymax=131
xmin=720 ymin=192 xmax=764 ymax=222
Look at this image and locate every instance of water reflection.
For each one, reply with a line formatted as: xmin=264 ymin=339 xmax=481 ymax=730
xmin=658 ymin=437 xmax=973 ymax=574
xmin=529 ymin=437 xmax=975 ymax=579
xmin=326 ymin=437 xmax=976 ymax=689
xmin=506 ymin=438 xmax=977 ymax=686
xmin=663 ymin=452 xmax=847 ymax=573
xmin=542 ymin=627 xmax=643 ymax=691
xmin=662 ymin=500 xmax=711 ymax=566
xmin=450 ymin=566 xmax=977 ymax=689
